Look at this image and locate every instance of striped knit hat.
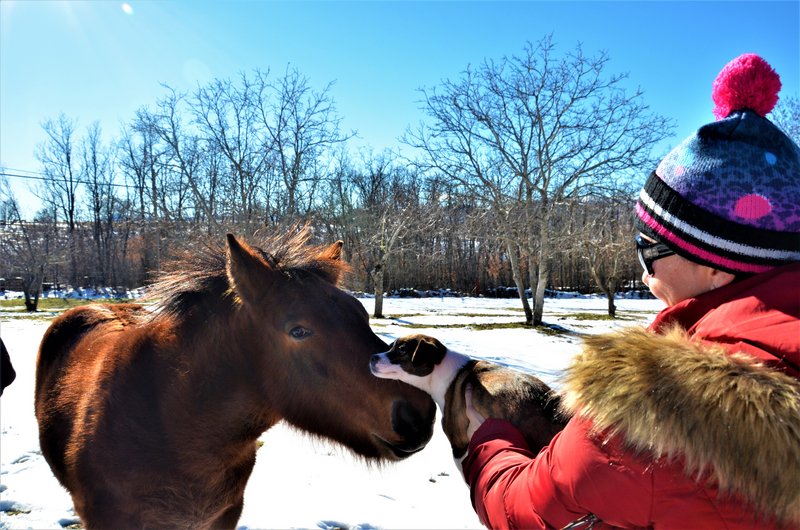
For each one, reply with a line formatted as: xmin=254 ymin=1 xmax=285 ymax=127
xmin=635 ymin=54 xmax=800 ymax=274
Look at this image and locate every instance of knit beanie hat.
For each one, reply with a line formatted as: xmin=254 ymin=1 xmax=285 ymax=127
xmin=635 ymin=53 xmax=800 ymax=274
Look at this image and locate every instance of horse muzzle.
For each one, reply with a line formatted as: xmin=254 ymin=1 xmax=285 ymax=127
xmin=376 ymin=399 xmax=435 ymax=460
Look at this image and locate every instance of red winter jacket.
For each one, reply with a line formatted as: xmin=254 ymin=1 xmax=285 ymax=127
xmin=463 ymin=263 xmax=800 ymax=529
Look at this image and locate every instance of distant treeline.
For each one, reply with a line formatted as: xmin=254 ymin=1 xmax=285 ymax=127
xmin=1 ymin=37 xmax=682 ymax=321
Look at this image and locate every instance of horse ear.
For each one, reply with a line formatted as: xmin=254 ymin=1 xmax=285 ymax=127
xmin=226 ymin=234 xmax=274 ymax=303
xmin=316 ymin=240 xmax=345 ymax=284
xmin=319 ymin=240 xmax=344 ymax=261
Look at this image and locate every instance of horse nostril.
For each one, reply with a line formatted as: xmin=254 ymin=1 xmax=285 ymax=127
xmin=369 ymin=355 xmax=382 ymax=374
xmin=391 ymin=400 xmax=435 ymax=448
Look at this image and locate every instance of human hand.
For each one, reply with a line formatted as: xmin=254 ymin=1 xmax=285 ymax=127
xmin=465 ymin=383 xmax=487 ymax=440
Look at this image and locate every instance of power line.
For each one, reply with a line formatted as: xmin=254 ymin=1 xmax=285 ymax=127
xmin=1 ymin=168 xmax=144 ymax=191
xmin=1 ymin=167 xmax=41 ymax=177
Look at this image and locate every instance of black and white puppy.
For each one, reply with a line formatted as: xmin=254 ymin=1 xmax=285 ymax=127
xmin=370 ymin=333 xmax=566 ymax=463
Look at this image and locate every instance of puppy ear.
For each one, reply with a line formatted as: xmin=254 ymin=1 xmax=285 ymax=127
xmin=411 ymin=336 xmax=447 ymax=366
xmin=226 ymin=233 xmax=276 ymax=304
xmin=410 ymin=340 xmax=425 ymax=367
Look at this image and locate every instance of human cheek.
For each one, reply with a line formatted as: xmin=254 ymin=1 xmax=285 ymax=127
xmin=645 ymin=277 xmax=671 ymax=306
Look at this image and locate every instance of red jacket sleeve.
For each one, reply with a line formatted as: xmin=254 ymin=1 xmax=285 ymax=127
xmin=462 ymin=417 xmax=654 ymax=529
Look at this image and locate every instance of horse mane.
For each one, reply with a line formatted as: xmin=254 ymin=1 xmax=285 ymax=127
xmin=147 ymin=228 xmax=349 ymax=321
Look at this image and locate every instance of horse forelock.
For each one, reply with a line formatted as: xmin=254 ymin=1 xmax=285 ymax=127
xmin=250 ymin=228 xmax=350 ymax=285
xmin=147 ymin=230 xmax=349 ymax=319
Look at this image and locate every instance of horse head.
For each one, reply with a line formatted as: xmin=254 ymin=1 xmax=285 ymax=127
xmin=226 ymin=233 xmax=435 ymax=461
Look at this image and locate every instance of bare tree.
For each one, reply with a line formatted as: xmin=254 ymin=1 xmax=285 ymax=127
xmin=407 ymin=35 xmax=672 ymax=325
xmin=333 ymin=150 xmax=427 ymax=317
xmin=191 ymin=73 xmax=273 ymax=226
xmin=316 ymin=146 xmax=357 ymax=244
xmin=153 ymin=87 xmax=221 ymax=236
xmin=118 ymin=110 xmax=167 ymax=279
xmin=0 ymin=177 xmax=63 ymax=310
xmin=258 ymin=67 xmax=353 ymax=219
xmin=405 ymin=79 xmax=535 ymax=320
xmin=772 ymin=95 xmax=800 ymax=144
xmin=350 ymin=151 xmax=406 ymax=317
xmin=81 ymin=122 xmax=117 ymax=286
xmin=36 ymin=114 xmax=81 ymax=286
xmin=572 ymin=198 xmax=636 ymax=317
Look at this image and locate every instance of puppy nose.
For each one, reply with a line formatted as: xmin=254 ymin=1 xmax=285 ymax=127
xmin=370 ymin=354 xmax=380 ymax=369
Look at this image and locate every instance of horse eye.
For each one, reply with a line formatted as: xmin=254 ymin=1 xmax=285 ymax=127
xmin=290 ymin=326 xmax=313 ymax=340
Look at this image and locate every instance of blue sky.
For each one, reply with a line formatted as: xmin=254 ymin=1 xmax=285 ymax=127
xmin=1 ymin=1 xmax=798 ymax=216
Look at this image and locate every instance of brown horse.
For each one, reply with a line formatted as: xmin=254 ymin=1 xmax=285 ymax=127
xmin=35 ymin=230 xmax=436 ymax=529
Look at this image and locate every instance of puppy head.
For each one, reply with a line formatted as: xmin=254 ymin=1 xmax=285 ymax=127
xmin=370 ymin=334 xmax=448 ymax=380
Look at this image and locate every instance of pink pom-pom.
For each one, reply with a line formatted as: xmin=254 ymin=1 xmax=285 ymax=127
xmin=712 ymin=53 xmax=781 ymax=119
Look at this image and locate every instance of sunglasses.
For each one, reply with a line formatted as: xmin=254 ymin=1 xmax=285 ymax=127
xmin=635 ymin=234 xmax=675 ymax=275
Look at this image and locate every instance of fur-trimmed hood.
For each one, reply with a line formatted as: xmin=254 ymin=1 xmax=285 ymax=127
xmin=561 ymin=326 xmax=800 ymax=526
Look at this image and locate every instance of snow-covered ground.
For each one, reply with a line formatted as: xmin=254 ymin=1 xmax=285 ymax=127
xmin=0 ymin=295 xmax=663 ymax=530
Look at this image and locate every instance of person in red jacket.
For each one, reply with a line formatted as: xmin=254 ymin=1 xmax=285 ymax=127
xmin=463 ymin=53 xmax=800 ymax=529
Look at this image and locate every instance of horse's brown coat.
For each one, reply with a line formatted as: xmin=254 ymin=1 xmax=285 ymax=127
xmin=35 ymin=231 xmax=435 ymax=529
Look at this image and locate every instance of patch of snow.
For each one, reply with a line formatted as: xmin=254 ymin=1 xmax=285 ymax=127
xmin=0 ymin=296 xmax=663 ymax=529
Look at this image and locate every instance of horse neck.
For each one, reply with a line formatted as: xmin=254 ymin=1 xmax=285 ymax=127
xmin=165 ymin=306 xmax=279 ymax=442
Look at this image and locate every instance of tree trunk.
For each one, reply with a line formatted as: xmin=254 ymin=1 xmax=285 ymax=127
xmin=372 ymin=265 xmax=385 ymax=318
xmin=68 ymin=228 xmax=78 ymax=288
xmin=533 ymin=233 xmax=551 ymax=326
xmin=23 ymin=293 xmax=37 ymax=312
xmin=606 ymin=277 xmax=617 ymax=318
xmin=588 ymin=261 xmax=618 ymax=319
xmin=22 ymin=267 xmax=42 ymax=312
xmin=506 ymin=241 xmax=533 ymax=325
xmin=525 ymin=185 xmax=538 ymax=313
xmin=527 ymin=254 xmax=537 ymax=301
xmin=606 ymin=291 xmax=617 ymax=318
